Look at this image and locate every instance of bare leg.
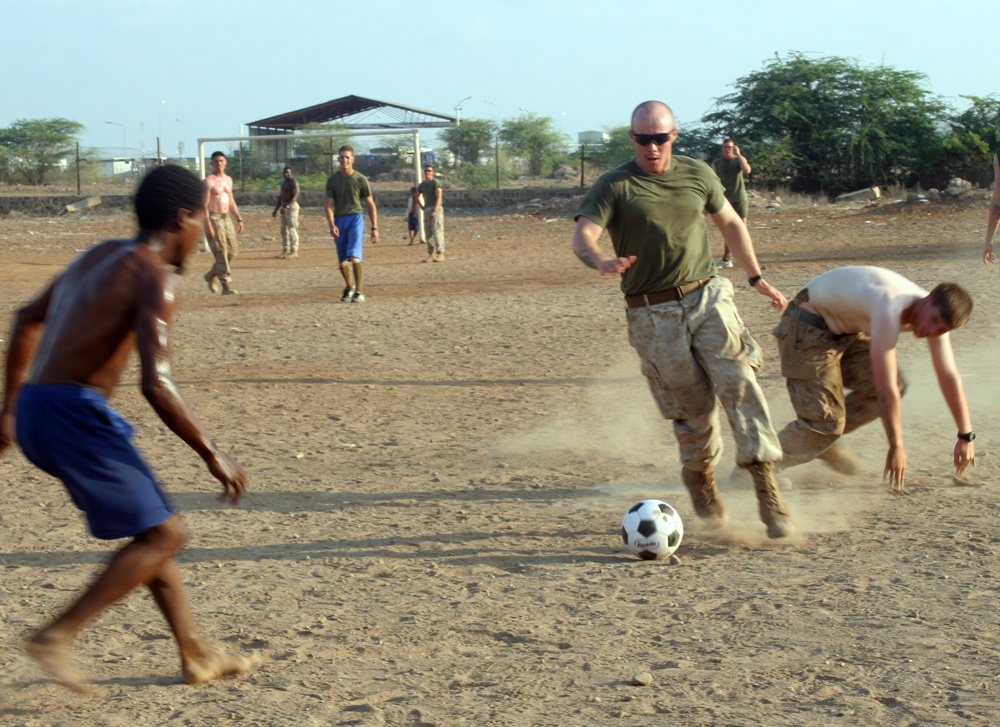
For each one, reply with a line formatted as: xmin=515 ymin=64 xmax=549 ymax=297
xmin=27 ymin=516 xmax=187 ymax=692
xmin=146 ymin=560 xmax=257 ymax=684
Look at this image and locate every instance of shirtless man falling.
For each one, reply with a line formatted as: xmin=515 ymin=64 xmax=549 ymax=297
xmin=204 ymin=150 xmax=243 ymax=294
xmin=773 ymin=265 xmax=975 ymax=493
xmin=0 ymin=165 xmax=255 ymax=693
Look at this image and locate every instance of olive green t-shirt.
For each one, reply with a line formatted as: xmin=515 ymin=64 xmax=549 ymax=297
xmin=575 ymin=157 xmax=724 ymax=296
xmin=712 ymin=155 xmax=748 ymax=218
xmin=325 ymin=170 xmax=372 ymax=217
xmin=417 ymin=179 xmax=441 ymax=210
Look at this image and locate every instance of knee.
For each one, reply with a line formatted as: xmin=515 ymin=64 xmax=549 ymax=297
xmin=146 ymin=516 xmax=188 ymax=555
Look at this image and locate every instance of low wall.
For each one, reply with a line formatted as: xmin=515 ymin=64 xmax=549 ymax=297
xmin=0 ymin=186 xmax=587 ymax=218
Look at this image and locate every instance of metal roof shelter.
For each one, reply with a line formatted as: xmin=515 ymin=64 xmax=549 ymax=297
xmin=245 ymin=95 xmax=457 ymax=163
xmin=247 ymin=95 xmax=457 ymax=132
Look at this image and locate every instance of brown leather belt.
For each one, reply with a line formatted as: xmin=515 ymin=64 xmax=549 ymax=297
xmin=624 ymin=277 xmax=713 ymax=308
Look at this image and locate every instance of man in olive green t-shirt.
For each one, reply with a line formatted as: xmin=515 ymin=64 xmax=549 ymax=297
xmin=572 ymin=100 xmax=794 ymax=539
xmin=325 ymin=146 xmax=379 ymax=303
xmin=711 ymin=138 xmax=751 ymax=267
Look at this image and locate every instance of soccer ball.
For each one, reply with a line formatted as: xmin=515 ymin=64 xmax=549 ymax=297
xmin=621 ymin=500 xmax=684 ymax=560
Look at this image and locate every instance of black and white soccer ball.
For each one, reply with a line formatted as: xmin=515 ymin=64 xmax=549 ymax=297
xmin=621 ymin=499 xmax=684 ymax=560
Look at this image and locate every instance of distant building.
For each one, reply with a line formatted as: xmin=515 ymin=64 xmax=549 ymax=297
xmin=577 ymin=130 xmax=609 ymax=145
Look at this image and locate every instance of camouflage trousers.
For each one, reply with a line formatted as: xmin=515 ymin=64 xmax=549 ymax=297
xmin=425 ymin=209 xmax=445 ymax=256
xmin=280 ymin=203 xmax=300 ymax=253
xmin=773 ymin=303 xmax=906 ymax=467
xmin=207 ymin=213 xmax=239 ymax=283
xmin=626 ymin=276 xmax=782 ymax=472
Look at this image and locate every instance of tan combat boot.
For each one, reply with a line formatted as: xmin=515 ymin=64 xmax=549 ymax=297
xmin=745 ymin=461 xmax=795 ymax=539
xmin=681 ymin=468 xmax=728 ymax=526
xmin=221 ymin=281 xmax=239 ymax=295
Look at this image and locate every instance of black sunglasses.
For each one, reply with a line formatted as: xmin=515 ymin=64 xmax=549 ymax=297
xmin=631 ymin=130 xmax=674 ymax=146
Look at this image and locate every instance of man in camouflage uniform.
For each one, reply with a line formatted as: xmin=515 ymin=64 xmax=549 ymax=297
xmin=572 ymin=100 xmax=795 ymax=539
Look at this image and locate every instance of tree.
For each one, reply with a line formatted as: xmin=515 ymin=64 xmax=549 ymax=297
xmin=0 ymin=117 xmax=84 ymax=185
xmin=439 ymin=119 xmax=495 ymax=167
xmin=499 ymin=113 xmax=567 ymax=177
xmin=701 ymin=53 xmax=946 ymax=193
xmin=587 ymin=126 xmax=632 ymax=170
xmin=929 ymin=96 xmax=1000 ymax=188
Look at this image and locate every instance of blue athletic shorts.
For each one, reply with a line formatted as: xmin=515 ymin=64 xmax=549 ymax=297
xmin=16 ymin=384 xmax=175 ymax=540
xmin=334 ymin=214 xmax=365 ymax=262
xmin=407 ymin=213 xmax=418 ymax=232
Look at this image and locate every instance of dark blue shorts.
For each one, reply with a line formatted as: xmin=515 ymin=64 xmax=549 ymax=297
xmin=334 ymin=213 xmax=365 ymax=262
xmin=407 ymin=213 xmax=418 ymax=232
xmin=16 ymin=384 xmax=175 ymax=540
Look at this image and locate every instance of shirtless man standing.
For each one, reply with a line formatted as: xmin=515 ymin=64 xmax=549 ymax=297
xmin=0 ymin=165 xmax=255 ymax=692
xmin=204 ymin=150 xmax=244 ymax=294
xmin=774 ymin=265 xmax=975 ymax=493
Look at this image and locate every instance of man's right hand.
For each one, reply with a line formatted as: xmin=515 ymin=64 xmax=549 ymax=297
xmin=883 ymin=444 xmax=908 ymax=494
xmin=595 ymin=255 xmax=636 ymax=277
xmin=206 ymin=450 xmax=248 ymax=506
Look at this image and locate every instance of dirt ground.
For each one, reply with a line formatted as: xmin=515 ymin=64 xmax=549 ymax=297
xmin=1 ymin=192 xmax=999 ymax=726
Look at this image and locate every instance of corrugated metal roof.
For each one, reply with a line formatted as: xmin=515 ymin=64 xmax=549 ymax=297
xmin=247 ymin=95 xmax=456 ymax=131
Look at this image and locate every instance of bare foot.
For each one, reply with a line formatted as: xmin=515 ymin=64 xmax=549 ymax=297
xmin=183 ymin=650 xmax=259 ymax=685
xmin=25 ymin=636 xmax=97 ymax=694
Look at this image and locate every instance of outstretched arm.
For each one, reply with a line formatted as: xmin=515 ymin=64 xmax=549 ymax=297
xmin=571 ymin=216 xmax=635 ymax=277
xmin=365 ymin=196 xmax=379 ymax=244
xmin=709 ymin=204 xmax=786 ymax=311
xmin=928 ymin=334 xmax=975 ymax=476
xmin=135 ymin=271 xmax=246 ymax=505
xmin=871 ymin=342 xmax=907 ymax=493
xmin=1 ymin=283 xmax=55 ymax=455
xmin=984 ymin=154 xmax=1000 ymax=264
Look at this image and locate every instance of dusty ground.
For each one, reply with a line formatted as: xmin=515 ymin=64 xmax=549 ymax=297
xmin=1 ymin=193 xmax=1000 ymax=726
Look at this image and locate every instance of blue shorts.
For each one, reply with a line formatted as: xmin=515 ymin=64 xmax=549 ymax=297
xmin=407 ymin=213 xmax=418 ymax=232
xmin=16 ymin=384 xmax=175 ymax=540
xmin=334 ymin=214 xmax=365 ymax=262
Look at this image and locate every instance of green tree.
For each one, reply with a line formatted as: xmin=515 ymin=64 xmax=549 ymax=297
xmin=702 ymin=53 xmax=946 ymax=193
xmin=439 ymin=119 xmax=495 ymax=166
xmin=929 ymin=96 xmax=1000 ymax=187
xmin=586 ymin=126 xmax=632 ymax=170
xmin=499 ymin=113 xmax=567 ymax=177
xmin=0 ymin=117 xmax=85 ymax=185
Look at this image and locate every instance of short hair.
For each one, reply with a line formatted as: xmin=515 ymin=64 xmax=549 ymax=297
xmin=723 ymin=138 xmax=736 ymax=145
xmin=134 ymin=165 xmax=203 ymax=231
xmin=338 ymin=145 xmax=354 ymax=155
xmin=424 ymin=165 xmax=434 ymax=171
xmin=211 ymin=150 xmax=226 ymax=160
xmin=929 ymin=282 xmax=973 ymax=329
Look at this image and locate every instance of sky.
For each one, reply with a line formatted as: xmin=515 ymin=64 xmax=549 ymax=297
xmin=2 ymin=0 xmax=998 ymax=160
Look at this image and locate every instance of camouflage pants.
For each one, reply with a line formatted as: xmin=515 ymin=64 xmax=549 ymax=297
xmin=280 ymin=203 xmax=300 ymax=253
xmin=208 ymin=213 xmax=239 ymax=283
xmin=425 ymin=209 xmax=445 ymax=255
xmin=626 ymin=276 xmax=782 ymax=472
xmin=773 ymin=303 xmax=906 ymax=467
